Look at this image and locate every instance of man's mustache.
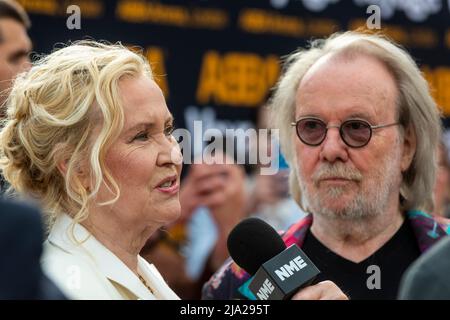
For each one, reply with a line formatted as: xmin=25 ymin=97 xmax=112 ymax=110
xmin=313 ymin=163 xmax=363 ymax=185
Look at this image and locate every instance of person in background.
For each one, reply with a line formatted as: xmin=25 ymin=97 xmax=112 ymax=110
xmin=0 ymin=41 xmax=182 ymax=299
xmin=0 ymin=199 xmax=65 ymax=299
xmin=432 ymin=139 xmax=450 ymax=219
xmin=398 ymin=226 xmax=450 ymax=299
xmin=0 ymin=0 xmax=31 ymax=109
xmin=0 ymin=0 xmax=32 ymax=194
xmin=246 ymin=105 xmax=306 ymax=231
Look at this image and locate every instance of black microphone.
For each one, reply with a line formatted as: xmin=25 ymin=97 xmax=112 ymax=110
xmin=227 ymin=217 xmax=320 ymax=300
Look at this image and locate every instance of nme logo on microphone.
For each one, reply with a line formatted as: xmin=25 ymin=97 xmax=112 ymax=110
xmin=274 ymin=255 xmax=308 ymax=281
xmin=256 ymin=279 xmax=275 ymax=300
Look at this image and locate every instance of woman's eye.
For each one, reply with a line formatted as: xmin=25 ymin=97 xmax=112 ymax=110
xmin=164 ymin=125 xmax=174 ymax=136
xmin=133 ymin=131 xmax=149 ymax=141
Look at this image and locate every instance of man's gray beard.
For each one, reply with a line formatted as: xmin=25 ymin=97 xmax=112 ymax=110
xmin=298 ymin=152 xmax=400 ymax=221
xmin=300 ymin=184 xmax=389 ymax=220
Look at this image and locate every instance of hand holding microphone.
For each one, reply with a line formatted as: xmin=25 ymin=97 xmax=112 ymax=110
xmin=227 ymin=218 xmax=348 ymax=300
xmin=291 ymin=280 xmax=347 ymax=300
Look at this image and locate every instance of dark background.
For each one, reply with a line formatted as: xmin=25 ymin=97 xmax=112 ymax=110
xmin=19 ymin=0 xmax=450 ymax=158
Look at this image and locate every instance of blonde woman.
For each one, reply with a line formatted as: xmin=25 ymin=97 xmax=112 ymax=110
xmin=0 ymin=41 xmax=182 ymax=299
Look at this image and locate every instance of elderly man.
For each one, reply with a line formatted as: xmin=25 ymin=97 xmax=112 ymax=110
xmin=202 ymin=31 xmax=450 ymax=300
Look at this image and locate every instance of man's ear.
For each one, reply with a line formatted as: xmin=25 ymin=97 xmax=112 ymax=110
xmin=401 ymin=125 xmax=417 ymax=172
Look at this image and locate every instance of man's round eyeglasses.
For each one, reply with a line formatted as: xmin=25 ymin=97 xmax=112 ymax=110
xmin=290 ymin=117 xmax=400 ymax=148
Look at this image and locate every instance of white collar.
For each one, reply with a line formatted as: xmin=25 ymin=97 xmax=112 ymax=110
xmin=47 ymin=214 xmax=179 ymax=300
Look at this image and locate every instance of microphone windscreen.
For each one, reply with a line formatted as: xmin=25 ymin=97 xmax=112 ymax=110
xmin=227 ymin=217 xmax=286 ymax=275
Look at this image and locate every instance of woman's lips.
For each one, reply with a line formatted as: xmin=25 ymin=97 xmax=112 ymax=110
xmin=156 ymin=175 xmax=179 ymax=195
xmin=156 ymin=181 xmax=179 ymax=195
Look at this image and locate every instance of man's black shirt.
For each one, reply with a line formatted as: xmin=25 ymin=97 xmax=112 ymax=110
xmin=302 ymin=219 xmax=420 ymax=299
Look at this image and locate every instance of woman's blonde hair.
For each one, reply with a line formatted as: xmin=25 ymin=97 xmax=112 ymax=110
xmin=0 ymin=40 xmax=153 ymax=228
xmin=270 ymin=31 xmax=442 ymax=213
